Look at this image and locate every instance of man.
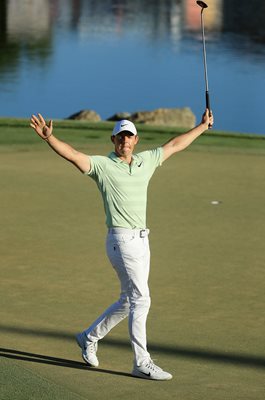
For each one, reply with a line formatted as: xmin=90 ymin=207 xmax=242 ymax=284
xmin=30 ymin=110 xmax=213 ymax=380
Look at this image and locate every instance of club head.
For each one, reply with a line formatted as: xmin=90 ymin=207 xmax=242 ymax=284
xmin=196 ymin=1 xmax=208 ymax=9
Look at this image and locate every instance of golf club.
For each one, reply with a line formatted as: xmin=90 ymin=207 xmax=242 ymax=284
xmin=196 ymin=0 xmax=212 ymax=128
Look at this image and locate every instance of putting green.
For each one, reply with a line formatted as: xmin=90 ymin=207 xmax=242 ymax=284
xmin=0 ymin=126 xmax=265 ymax=399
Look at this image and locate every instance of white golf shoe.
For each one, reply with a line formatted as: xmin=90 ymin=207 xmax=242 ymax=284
xmin=76 ymin=332 xmax=99 ymax=367
xmin=132 ymin=359 xmax=172 ymax=381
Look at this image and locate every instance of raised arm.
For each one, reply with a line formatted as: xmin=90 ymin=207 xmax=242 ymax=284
xmin=162 ymin=109 xmax=214 ymax=161
xmin=30 ymin=114 xmax=91 ymax=173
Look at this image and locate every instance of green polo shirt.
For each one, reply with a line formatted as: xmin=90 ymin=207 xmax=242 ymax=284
xmin=85 ymin=147 xmax=163 ymax=229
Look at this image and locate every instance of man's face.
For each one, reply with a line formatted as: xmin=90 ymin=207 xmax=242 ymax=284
xmin=111 ymin=131 xmax=139 ymax=158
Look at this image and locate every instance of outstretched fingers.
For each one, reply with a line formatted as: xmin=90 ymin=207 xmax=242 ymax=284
xmin=30 ymin=113 xmax=47 ymax=138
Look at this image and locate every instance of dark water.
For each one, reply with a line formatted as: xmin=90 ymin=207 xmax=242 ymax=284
xmin=0 ymin=0 xmax=265 ymax=134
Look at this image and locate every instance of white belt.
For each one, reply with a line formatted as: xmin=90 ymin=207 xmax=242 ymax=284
xmin=108 ymin=228 xmax=149 ymax=238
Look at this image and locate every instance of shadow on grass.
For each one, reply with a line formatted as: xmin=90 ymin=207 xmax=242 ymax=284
xmin=1 ymin=324 xmax=265 ymax=370
xmin=0 ymin=347 xmax=132 ymax=378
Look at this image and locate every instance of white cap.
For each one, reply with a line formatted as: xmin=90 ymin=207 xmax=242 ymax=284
xmin=112 ymin=120 xmax=137 ymax=136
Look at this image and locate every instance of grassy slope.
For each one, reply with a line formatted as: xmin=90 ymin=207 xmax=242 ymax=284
xmin=0 ymin=119 xmax=265 ymax=399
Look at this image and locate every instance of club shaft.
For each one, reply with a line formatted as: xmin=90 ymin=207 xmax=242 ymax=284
xmin=200 ymin=10 xmax=209 ymax=92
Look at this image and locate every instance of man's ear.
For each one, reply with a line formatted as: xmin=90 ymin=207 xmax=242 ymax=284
xmin=111 ymin=135 xmax=115 ymax=143
xmin=135 ymin=135 xmax=139 ymax=144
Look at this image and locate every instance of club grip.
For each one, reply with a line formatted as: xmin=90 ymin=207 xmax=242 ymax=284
xmin=205 ymin=90 xmax=212 ymax=129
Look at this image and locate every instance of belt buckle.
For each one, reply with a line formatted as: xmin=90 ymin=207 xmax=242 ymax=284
xmin=140 ymin=230 xmax=145 ymax=238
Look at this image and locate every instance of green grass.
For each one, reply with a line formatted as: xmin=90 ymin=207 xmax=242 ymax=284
xmin=1 ymin=117 xmax=265 ymax=152
xmin=0 ymin=119 xmax=265 ymax=399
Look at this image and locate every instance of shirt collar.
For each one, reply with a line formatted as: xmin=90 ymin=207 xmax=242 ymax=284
xmin=108 ymin=152 xmax=140 ymax=165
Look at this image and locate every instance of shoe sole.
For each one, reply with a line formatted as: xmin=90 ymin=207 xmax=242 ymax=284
xmin=131 ymin=369 xmax=172 ymax=381
xmin=75 ymin=333 xmax=98 ymax=368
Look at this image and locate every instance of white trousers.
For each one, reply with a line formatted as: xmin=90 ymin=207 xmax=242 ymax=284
xmin=84 ymin=228 xmax=151 ymax=365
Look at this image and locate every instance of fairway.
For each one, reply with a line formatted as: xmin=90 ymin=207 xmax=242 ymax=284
xmin=0 ymin=125 xmax=265 ymax=399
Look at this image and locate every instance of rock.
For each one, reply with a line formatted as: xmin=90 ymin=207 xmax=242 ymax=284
xmin=130 ymin=107 xmax=195 ymax=128
xmin=67 ymin=110 xmax=101 ymax=122
xmin=107 ymin=112 xmax=132 ymax=121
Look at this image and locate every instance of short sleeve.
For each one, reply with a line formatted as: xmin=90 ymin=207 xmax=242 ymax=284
xmin=137 ymin=147 xmax=164 ymax=168
xmin=84 ymin=155 xmax=107 ymax=181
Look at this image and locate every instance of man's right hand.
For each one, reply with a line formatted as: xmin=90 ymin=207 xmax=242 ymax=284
xmin=30 ymin=113 xmax=91 ymax=173
xmin=30 ymin=113 xmax=53 ymax=140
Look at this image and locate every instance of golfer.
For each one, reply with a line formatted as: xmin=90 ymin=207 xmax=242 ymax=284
xmin=30 ymin=110 xmax=213 ymax=380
